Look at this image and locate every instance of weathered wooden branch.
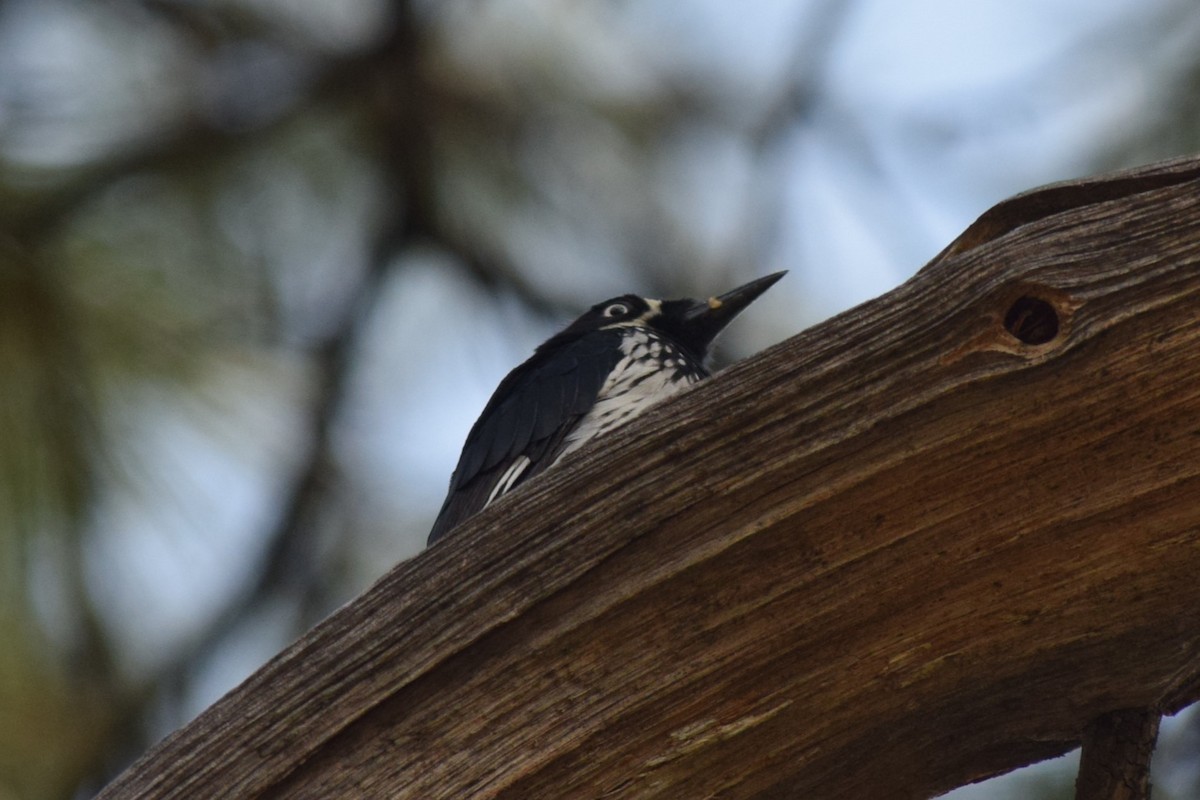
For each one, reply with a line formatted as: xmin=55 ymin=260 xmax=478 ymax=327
xmin=98 ymin=154 xmax=1200 ymax=800
xmin=1074 ymin=709 xmax=1160 ymax=800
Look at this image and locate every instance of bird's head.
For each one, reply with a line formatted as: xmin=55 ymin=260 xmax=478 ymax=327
xmin=553 ymin=271 xmax=786 ymax=362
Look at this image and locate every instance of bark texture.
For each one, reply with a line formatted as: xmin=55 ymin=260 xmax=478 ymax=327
xmin=1075 ymin=709 xmax=1160 ymax=800
xmin=97 ymin=154 xmax=1200 ymax=800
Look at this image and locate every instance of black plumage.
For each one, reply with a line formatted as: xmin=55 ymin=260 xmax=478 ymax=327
xmin=427 ymin=272 xmax=785 ymax=544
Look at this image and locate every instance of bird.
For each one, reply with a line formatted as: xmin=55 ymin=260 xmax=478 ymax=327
xmin=427 ymin=271 xmax=786 ymax=545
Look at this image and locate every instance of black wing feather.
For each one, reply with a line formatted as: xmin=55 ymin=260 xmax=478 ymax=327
xmin=427 ymin=330 xmax=623 ymax=544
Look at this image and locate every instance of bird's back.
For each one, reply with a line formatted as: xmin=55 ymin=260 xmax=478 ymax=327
xmin=428 ymin=325 xmax=709 ymax=543
xmin=427 ymin=328 xmax=626 ymax=543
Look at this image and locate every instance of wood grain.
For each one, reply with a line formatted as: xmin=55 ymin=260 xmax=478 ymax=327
xmin=97 ymin=154 xmax=1200 ymax=800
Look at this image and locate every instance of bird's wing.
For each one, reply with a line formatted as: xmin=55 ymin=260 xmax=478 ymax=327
xmin=427 ymin=331 xmax=622 ymax=543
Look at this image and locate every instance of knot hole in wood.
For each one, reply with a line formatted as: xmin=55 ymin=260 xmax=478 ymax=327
xmin=1003 ymin=295 xmax=1060 ymax=345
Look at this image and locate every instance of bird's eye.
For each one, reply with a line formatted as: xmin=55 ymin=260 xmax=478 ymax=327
xmin=602 ymin=302 xmax=630 ymax=318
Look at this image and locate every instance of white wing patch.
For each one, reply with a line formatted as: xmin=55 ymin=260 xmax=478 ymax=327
xmin=485 ymin=455 xmax=532 ymax=508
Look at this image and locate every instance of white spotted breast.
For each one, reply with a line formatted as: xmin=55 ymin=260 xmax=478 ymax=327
xmin=555 ymin=327 xmax=706 ymax=463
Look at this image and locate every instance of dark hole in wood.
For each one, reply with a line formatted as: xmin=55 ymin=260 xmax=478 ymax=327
xmin=1004 ymin=296 xmax=1059 ymax=345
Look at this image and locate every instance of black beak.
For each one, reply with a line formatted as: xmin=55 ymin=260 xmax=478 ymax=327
xmin=682 ymin=271 xmax=787 ymax=348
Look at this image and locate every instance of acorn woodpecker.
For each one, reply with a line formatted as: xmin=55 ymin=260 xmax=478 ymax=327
xmin=427 ymin=271 xmax=786 ymax=544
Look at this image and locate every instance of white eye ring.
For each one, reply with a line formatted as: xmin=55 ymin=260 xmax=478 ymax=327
xmin=602 ymin=302 xmax=630 ymax=318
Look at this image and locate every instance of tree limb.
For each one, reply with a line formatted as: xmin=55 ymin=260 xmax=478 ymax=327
xmin=97 ymin=153 xmax=1200 ymax=800
xmin=1075 ymin=709 xmax=1160 ymax=800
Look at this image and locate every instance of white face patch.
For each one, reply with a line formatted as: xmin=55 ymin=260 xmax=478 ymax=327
xmin=600 ymin=297 xmax=662 ymax=330
xmin=639 ymin=298 xmax=662 ymax=322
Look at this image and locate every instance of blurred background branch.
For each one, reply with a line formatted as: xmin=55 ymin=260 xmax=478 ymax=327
xmin=1 ymin=1 xmax=1199 ymax=799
